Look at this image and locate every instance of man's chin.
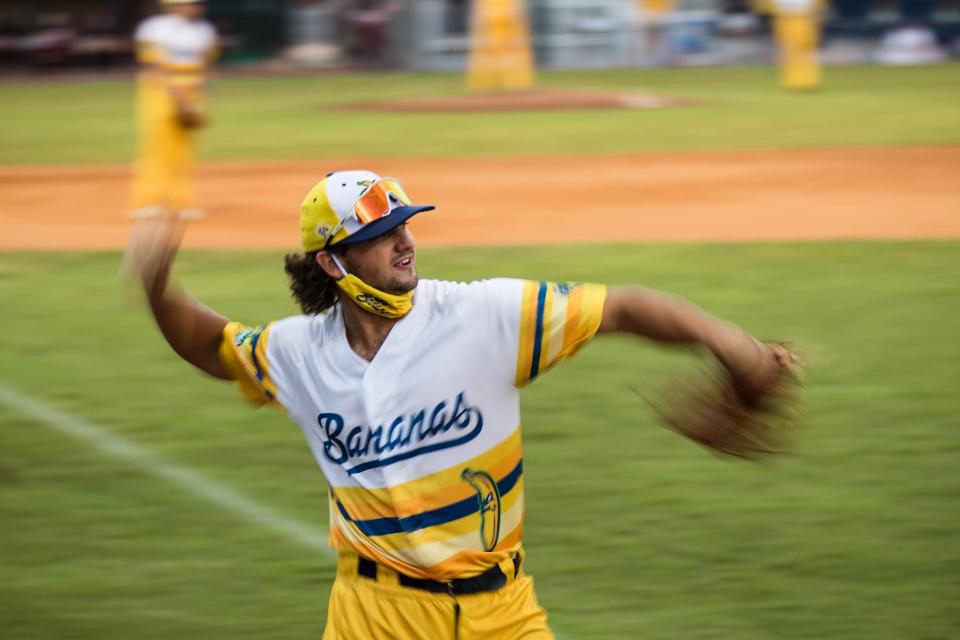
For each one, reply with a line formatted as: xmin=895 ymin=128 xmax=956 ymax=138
xmin=381 ymin=274 xmax=418 ymax=295
xmin=399 ymin=276 xmax=419 ymax=293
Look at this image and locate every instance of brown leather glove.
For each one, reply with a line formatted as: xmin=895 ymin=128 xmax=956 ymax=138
xmin=648 ymin=342 xmax=804 ymax=461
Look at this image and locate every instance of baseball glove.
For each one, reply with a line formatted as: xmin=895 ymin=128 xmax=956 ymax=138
xmin=174 ymin=98 xmax=208 ymax=129
xmin=647 ymin=342 xmax=804 ymax=461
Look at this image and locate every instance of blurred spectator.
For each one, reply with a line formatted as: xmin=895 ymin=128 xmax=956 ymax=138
xmin=0 ymin=13 xmax=26 ymax=68
xmin=338 ymin=0 xmax=400 ymax=68
xmin=72 ymin=12 xmax=132 ymax=69
xmin=19 ymin=12 xmax=75 ymax=67
xmin=876 ymin=22 xmax=947 ymax=64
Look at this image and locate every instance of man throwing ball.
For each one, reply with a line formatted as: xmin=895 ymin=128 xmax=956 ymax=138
xmin=125 ymin=171 xmax=800 ymax=639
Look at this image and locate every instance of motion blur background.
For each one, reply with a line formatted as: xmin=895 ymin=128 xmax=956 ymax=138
xmin=1 ymin=1 xmax=958 ymax=639
xmin=0 ymin=0 xmax=958 ymax=70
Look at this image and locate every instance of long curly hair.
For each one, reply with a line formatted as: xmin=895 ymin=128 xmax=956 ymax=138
xmin=284 ymin=251 xmax=341 ymax=315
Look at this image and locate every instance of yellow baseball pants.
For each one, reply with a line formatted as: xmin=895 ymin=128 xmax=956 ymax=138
xmin=774 ymin=13 xmax=821 ymax=90
xmin=130 ymin=76 xmax=199 ymax=213
xmin=322 ymin=551 xmax=554 ymax=640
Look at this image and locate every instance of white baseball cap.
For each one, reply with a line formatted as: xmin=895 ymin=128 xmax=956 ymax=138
xmin=299 ymin=170 xmax=435 ymax=251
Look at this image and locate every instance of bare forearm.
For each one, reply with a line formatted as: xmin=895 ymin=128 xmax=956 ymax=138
xmin=148 ymin=286 xmax=230 ymax=379
xmin=600 ymin=286 xmax=768 ymax=385
xmin=124 ymin=214 xmax=231 ymax=380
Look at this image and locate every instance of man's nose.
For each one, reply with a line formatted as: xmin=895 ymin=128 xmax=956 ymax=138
xmin=393 ymin=225 xmax=415 ymax=250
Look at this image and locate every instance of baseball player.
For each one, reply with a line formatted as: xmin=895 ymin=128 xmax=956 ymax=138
xmin=129 ymin=0 xmax=218 ymax=220
xmin=755 ymin=0 xmax=824 ymax=90
xmin=125 ymin=171 xmax=794 ymax=639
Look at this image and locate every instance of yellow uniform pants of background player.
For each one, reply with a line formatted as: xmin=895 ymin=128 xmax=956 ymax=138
xmin=323 ymin=551 xmax=554 ymax=640
xmin=130 ymin=75 xmax=200 ymax=213
xmin=774 ymin=12 xmax=821 ymax=90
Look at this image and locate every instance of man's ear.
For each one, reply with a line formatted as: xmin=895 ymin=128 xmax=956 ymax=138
xmin=315 ymin=251 xmax=344 ymax=279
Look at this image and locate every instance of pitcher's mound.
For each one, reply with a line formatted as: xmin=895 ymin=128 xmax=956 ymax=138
xmin=336 ymin=89 xmax=691 ymax=113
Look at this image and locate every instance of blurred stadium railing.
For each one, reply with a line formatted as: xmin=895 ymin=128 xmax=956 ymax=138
xmin=0 ymin=0 xmax=955 ymax=74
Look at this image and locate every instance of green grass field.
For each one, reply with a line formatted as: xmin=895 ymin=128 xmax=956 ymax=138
xmin=1 ymin=65 xmax=959 ymax=165
xmin=2 ymin=243 xmax=958 ymax=639
xmin=2 ymin=65 xmax=959 ymax=639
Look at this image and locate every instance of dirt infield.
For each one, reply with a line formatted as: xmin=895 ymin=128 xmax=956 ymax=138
xmin=337 ymin=89 xmax=690 ymax=112
xmin=3 ymin=146 xmax=958 ymax=251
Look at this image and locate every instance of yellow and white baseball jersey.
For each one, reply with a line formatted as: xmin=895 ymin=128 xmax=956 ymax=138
xmin=220 ymin=279 xmax=606 ymax=581
xmin=135 ymin=14 xmax=218 ymax=80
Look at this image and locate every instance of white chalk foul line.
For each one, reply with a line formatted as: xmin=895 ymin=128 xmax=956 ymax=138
xmin=0 ymin=383 xmax=333 ymax=558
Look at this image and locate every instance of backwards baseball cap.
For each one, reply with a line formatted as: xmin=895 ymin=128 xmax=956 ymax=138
xmin=300 ymin=170 xmax=435 ymax=251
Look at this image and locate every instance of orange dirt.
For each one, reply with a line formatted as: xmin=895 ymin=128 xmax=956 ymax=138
xmin=337 ymin=89 xmax=691 ymax=112
xmin=2 ymin=146 xmax=958 ymax=251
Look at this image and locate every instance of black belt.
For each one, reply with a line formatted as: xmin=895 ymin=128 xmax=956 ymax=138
xmin=357 ymin=554 xmax=521 ymax=596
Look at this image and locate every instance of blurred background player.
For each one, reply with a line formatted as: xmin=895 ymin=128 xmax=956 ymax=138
xmin=765 ymin=0 xmax=823 ymax=90
xmin=129 ymin=0 xmax=218 ymax=220
xmin=466 ymin=0 xmax=535 ymax=91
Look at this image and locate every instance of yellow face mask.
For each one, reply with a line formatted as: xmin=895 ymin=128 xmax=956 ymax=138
xmin=331 ymin=255 xmax=413 ymax=319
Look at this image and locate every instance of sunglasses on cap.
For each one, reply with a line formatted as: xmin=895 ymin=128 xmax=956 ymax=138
xmin=325 ymin=178 xmax=412 ymax=247
xmin=354 ymin=178 xmax=411 ymax=223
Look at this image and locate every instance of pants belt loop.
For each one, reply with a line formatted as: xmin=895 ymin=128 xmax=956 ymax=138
xmin=496 ymin=554 xmax=516 ymax=585
xmin=376 ymin=561 xmax=401 ymax=587
xmin=340 ymin=552 xmax=361 ymax=581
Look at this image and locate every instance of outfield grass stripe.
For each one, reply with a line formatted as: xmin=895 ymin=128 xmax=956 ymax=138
xmin=0 ymin=382 xmax=334 ymax=559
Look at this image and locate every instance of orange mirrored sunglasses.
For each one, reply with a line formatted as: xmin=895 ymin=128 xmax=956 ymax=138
xmin=353 ymin=178 xmax=412 ymax=224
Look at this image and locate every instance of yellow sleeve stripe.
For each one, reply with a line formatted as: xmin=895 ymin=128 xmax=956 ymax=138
xmin=562 ymin=284 xmax=584 ymax=351
xmin=543 ymin=285 xmax=567 ymax=366
xmin=514 ymin=282 xmax=607 ymax=386
xmin=558 ymin=283 xmax=607 ymax=360
xmin=513 ymin=280 xmax=540 ymax=387
xmin=218 ymin=322 xmax=278 ymax=407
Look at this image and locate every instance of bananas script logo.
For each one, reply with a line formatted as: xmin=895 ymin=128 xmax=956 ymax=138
xmin=355 ymin=292 xmax=390 ymax=314
xmin=461 ymin=468 xmax=501 ymax=552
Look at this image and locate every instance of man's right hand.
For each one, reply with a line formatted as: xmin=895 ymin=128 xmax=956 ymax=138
xmin=120 ymin=211 xmax=232 ymax=380
xmin=121 ymin=209 xmax=185 ymax=300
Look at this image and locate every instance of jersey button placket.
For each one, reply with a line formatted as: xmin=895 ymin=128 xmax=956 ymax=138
xmin=360 ymin=368 xmax=383 ymax=434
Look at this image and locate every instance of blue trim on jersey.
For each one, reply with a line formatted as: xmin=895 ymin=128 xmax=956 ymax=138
xmin=337 ymin=458 xmax=523 ymax=537
xmin=249 ymin=327 xmax=265 ymax=381
xmin=248 ymin=327 xmax=274 ymax=400
xmin=529 ymin=282 xmax=547 ymax=381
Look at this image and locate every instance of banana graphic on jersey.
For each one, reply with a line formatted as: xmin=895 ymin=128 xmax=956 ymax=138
xmin=461 ymin=468 xmax=501 ymax=552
